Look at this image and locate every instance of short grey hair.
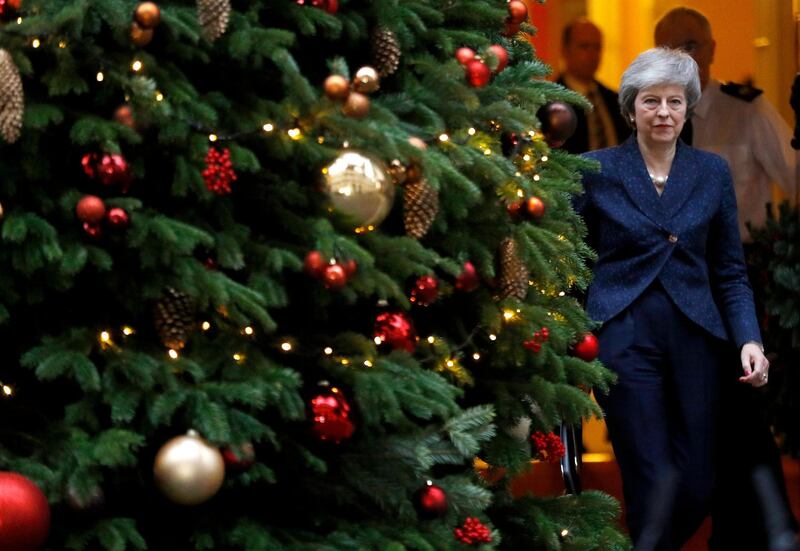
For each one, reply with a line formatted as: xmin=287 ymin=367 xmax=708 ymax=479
xmin=618 ymin=47 xmax=701 ymax=128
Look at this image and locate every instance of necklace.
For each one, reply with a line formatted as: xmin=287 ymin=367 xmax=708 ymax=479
xmin=649 ymin=173 xmax=668 ymax=187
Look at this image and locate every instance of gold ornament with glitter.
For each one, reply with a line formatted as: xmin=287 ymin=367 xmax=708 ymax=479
xmin=0 ymin=49 xmax=24 ymax=143
xmin=498 ymin=237 xmax=529 ymax=300
xmin=197 ymin=0 xmax=231 ymax=41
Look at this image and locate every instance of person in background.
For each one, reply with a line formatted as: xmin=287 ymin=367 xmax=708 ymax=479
xmin=655 ymin=9 xmax=798 ymax=550
xmin=574 ymin=47 xmax=768 ymax=550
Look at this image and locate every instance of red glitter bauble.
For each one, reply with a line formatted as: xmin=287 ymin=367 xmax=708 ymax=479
xmin=374 ymin=311 xmax=417 ymax=352
xmin=75 ymin=195 xmax=106 ymax=224
xmin=455 ymin=47 xmax=475 ymax=65
xmin=507 ymin=199 xmax=523 ymax=220
xmin=304 ymin=251 xmax=327 ymax=278
xmin=573 ymin=333 xmax=599 ymax=362
xmin=525 ymin=196 xmax=545 ymax=222
xmin=413 ymin=482 xmax=448 ymax=519
xmin=0 ymin=472 xmax=51 ymax=551
xmin=203 ymin=147 xmax=237 ymax=195
xmin=106 ymin=207 xmax=130 ymax=229
xmin=323 ymin=263 xmax=348 ymax=289
xmin=454 ymin=516 xmax=492 ymax=544
xmin=97 ymin=154 xmax=133 ymax=188
xmin=455 ymin=261 xmax=480 ymax=292
xmin=486 ymin=44 xmax=508 ymax=73
xmin=310 ymin=384 xmax=355 ymax=444
xmin=466 ymin=59 xmax=491 ymax=88
xmin=507 ymin=0 xmax=528 ymax=23
xmin=222 ymin=442 xmax=256 ymax=471
xmin=410 ymin=275 xmax=439 ymax=306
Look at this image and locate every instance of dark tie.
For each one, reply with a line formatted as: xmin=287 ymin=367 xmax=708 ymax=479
xmin=681 ymin=118 xmax=693 ymax=145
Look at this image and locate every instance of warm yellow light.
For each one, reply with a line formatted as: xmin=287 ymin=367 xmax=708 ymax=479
xmin=483 ymin=148 xmax=492 ymax=156
xmin=364 ymin=360 xmax=373 ymax=367
xmin=58 ymin=41 xmax=67 ymax=49
xmin=503 ymin=309 xmax=516 ymax=321
xmin=288 ymin=128 xmax=302 ymax=140
xmin=168 ymin=349 xmax=179 ymax=359
xmin=468 ymin=127 xmax=476 ymax=135
xmin=16 ymin=17 xmax=22 ymax=24
xmin=489 ymin=334 xmax=497 ymax=341
xmin=131 ymin=60 xmax=143 ymax=72
xmin=324 ymin=347 xmax=333 ymax=355
xmin=233 ymin=353 xmax=246 ymax=363
xmin=100 ymin=331 xmax=112 ymax=343
xmin=427 ymin=336 xmax=436 ymax=344
xmin=541 ymin=155 xmax=549 ymax=162
xmin=516 ymin=188 xmax=525 ymax=198
xmin=559 ymin=291 xmax=566 ymax=297
xmin=96 ymin=71 xmax=105 ymax=82
xmin=533 ymin=174 xmax=540 ymax=181
xmin=201 ymin=321 xmax=211 ymax=331
xmin=243 ymin=326 xmax=254 ymax=336
xmin=374 ymin=336 xmax=383 ymax=345
xmin=528 ymin=130 xmax=536 ymax=137
xmin=317 ymin=136 xmax=325 ymax=144
xmin=122 ymin=326 xmax=135 ymax=336
xmin=561 ymin=529 xmax=569 ymax=537
xmin=446 ymin=360 xmax=455 ymax=368
xmin=2 ymin=384 xmax=13 ymax=396
xmin=523 ymin=154 xmax=531 ymax=161
xmin=155 ymin=92 xmax=164 ymax=102
xmin=438 ymin=133 xmax=449 ymax=142
xmin=280 ymin=342 xmax=292 ymax=352
xmin=472 ymin=352 xmax=481 ymax=360
xmin=32 ymin=38 xmax=41 ymax=48
xmin=515 ymin=171 xmax=521 ymax=177
xmin=208 ymin=134 xmax=218 ymax=142
xmin=341 ymin=358 xmax=350 ymax=365
xmin=263 ymin=122 xmax=274 ymax=132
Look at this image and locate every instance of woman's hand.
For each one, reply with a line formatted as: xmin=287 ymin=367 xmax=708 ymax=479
xmin=739 ymin=342 xmax=769 ymax=387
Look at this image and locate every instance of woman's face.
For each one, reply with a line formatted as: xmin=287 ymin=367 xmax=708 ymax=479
xmin=633 ymin=84 xmax=687 ymax=146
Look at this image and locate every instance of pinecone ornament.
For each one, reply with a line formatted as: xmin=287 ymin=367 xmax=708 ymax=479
xmin=0 ymin=49 xmax=24 ymax=144
xmin=371 ymin=28 xmax=401 ymax=77
xmin=403 ymin=178 xmax=439 ymax=239
xmin=154 ymin=288 xmax=196 ymax=350
xmin=197 ymin=0 xmax=231 ymax=42
xmin=498 ymin=237 xmax=529 ymax=300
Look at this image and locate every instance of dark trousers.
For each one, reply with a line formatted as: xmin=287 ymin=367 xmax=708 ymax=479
xmin=596 ymin=283 xmax=723 ymax=550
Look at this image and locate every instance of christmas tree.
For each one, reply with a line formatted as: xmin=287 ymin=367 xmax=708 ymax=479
xmin=0 ymin=1 xmax=626 ymax=549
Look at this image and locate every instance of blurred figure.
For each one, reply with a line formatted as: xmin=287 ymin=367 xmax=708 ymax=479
xmin=557 ymin=18 xmax=630 ymax=153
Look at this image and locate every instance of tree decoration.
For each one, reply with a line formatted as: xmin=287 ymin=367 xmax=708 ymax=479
xmin=523 ymin=326 xmax=549 ymax=352
xmin=106 ymin=207 xmax=130 ymax=229
xmin=197 ymin=0 xmax=231 ymax=42
xmin=455 ymin=261 xmax=480 ymax=292
xmin=455 ymin=47 xmax=475 ymax=65
xmin=0 ymin=200 xmax=4 ymax=220
xmin=75 ymin=195 xmax=106 ymax=224
xmin=342 ymin=258 xmax=357 ymax=279
xmin=501 ymin=131 xmax=522 ymax=157
xmin=82 ymin=223 xmax=102 ymax=239
xmin=454 ymin=517 xmax=492 ymax=545
xmin=507 ymin=0 xmax=528 ymax=24
xmin=531 ymin=431 xmax=566 ymax=463
xmin=153 ymin=430 xmax=225 ymax=505
xmin=413 ymin=481 xmax=447 ymax=519
xmin=573 ymin=333 xmax=599 ymax=362
xmin=81 ymin=153 xmax=133 ymax=190
xmin=403 ymin=178 xmax=439 ymax=239
xmin=486 ymin=44 xmax=508 ymax=73
xmin=0 ymin=49 xmax=24 ymax=144
xmin=374 ymin=311 xmax=417 ymax=352
xmin=465 ymin=59 xmax=491 ymax=88
xmin=537 ymin=102 xmax=578 ymax=148
xmin=322 ymin=263 xmax=347 ymax=290
xmin=410 ymin=275 xmax=439 ymax=306
xmin=297 ymin=0 xmax=337 ymax=14
xmin=0 ymin=0 xmax=21 ymax=20
xmin=203 ymin=146 xmax=237 ymax=195
xmin=498 ymin=237 xmax=529 ymax=300
xmin=113 ymin=105 xmax=135 ymax=128
xmin=371 ymin=27 xmax=401 ymax=77
xmin=304 ymin=250 xmax=327 ymax=277
xmin=323 ymin=74 xmax=350 ymax=102
xmin=0 ymin=471 xmax=50 ymax=551
xmin=129 ymin=22 xmax=154 ymax=46
xmin=342 ymin=91 xmax=370 ymax=119
xmin=353 ymin=66 xmax=380 ymax=94
xmin=322 ymin=151 xmax=394 ymax=229
xmin=310 ymin=383 xmax=355 ymax=444
xmin=525 ymin=196 xmax=545 ymax=222
xmin=153 ymin=287 xmax=196 ymax=350
xmin=134 ymin=2 xmax=161 ymax=29
xmin=222 ymin=442 xmax=256 ymax=471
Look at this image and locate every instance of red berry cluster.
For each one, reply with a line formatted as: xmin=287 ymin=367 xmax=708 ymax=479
xmin=203 ymin=147 xmax=237 ymax=195
xmin=531 ymin=431 xmax=566 ymax=463
xmin=304 ymin=250 xmax=357 ymax=290
xmin=454 ymin=44 xmax=508 ymax=88
xmin=523 ymin=326 xmax=549 ymax=352
xmin=454 ymin=517 xmax=492 ymax=545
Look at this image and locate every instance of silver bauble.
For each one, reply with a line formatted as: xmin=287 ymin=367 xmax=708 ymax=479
xmin=153 ymin=430 xmax=225 ymax=506
xmin=322 ymin=151 xmax=394 ymax=229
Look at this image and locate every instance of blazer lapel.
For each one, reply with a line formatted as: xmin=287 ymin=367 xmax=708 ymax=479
xmin=659 ymin=140 xmax=699 ymax=220
xmin=617 ymin=136 xmax=666 ymax=225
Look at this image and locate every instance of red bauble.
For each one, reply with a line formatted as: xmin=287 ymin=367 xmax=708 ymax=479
xmin=304 ymin=251 xmax=327 ymax=277
xmin=0 ymin=472 xmax=51 ymax=551
xmin=106 ymin=207 xmax=130 ymax=229
xmin=374 ymin=312 xmax=417 ymax=352
xmin=523 ymin=339 xmax=541 ymax=352
xmin=414 ymin=482 xmax=448 ymax=519
xmin=454 ymin=517 xmax=492 ymax=544
xmin=0 ymin=0 xmax=21 ymax=18
xmin=82 ymin=222 xmax=102 ymax=239
xmin=573 ymin=333 xmax=599 ymax=362
xmin=310 ymin=384 xmax=355 ymax=443
xmin=455 ymin=47 xmax=475 ymax=65
xmin=525 ymin=196 xmax=545 ymax=222
xmin=486 ymin=44 xmax=509 ymax=73
xmin=503 ymin=21 xmax=521 ymax=37
xmin=113 ymin=105 xmax=136 ymax=129
xmin=203 ymin=147 xmax=237 ymax=195
xmin=507 ymin=0 xmax=528 ymax=24
xmin=410 ymin=275 xmax=439 ymax=306
xmin=537 ymin=101 xmax=578 ymax=148
xmin=455 ymin=261 xmax=480 ymax=292
xmin=342 ymin=259 xmax=358 ymax=280
xmin=322 ymin=0 xmax=337 ymax=13
xmin=506 ymin=199 xmax=523 ymax=220
xmin=222 ymin=442 xmax=256 ymax=471
xmin=323 ymin=263 xmax=348 ymax=290
xmin=466 ymin=60 xmax=491 ymax=88
xmin=76 ymin=195 xmax=106 ymax=224
xmin=97 ymin=154 xmax=132 ymax=188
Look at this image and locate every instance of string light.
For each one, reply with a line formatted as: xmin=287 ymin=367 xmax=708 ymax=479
xmin=233 ymin=353 xmax=245 ymax=363
xmin=131 ymin=60 xmax=143 ymax=72
xmin=16 ymin=17 xmax=22 ymax=24
xmin=528 ymin=130 xmax=536 ymax=137
xmin=446 ymin=359 xmax=455 ymax=368
xmin=58 ymin=41 xmax=67 ymax=49
xmin=502 ymin=309 xmax=517 ymax=321
xmin=483 ymin=148 xmax=492 ymax=156
xmin=243 ymin=326 xmax=254 ymax=336
xmin=468 ymin=127 xmax=476 ymax=135
xmin=323 ymin=347 xmax=333 ymax=355
xmin=522 ymin=154 xmax=531 ymax=161
xmin=516 ymin=189 xmax=525 ymax=198
xmin=533 ymin=174 xmax=541 ymax=181
xmin=96 ymin=71 xmax=105 ymax=82
xmin=155 ymin=91 xmax=164 ymax=102
xmin=374 ymin=336 xmax=383 ymax=345
xmin=99 ymin=331 xmax=112 ymax=344
xmin=472 ymin=352 xmax=481 ymax=360
xmin=201 ymin=321 xmax=211 ymax=331
xmin=2 ymin=384 xmax=13 ymax=396
xmin=287 ymin=128 xmax=302 ymax=140
xmin=168 ymin=349 xmax=179 ymax=359
xmin=208 ymin=133 xmax=218 ymax=142
xmin=363 ymin=360 xmax=373 ymax=367
xmin=560 ymin=529 xmax=570 ymax=537
xmin=121 ymin=326 xmax=135 ymax=336
xmin=341 ymin=358 xmax=350 ymax=365
xmin=558 ymin=291 xmax=566 ymax=297
xmin=31 ymin=38 xmax=41 ymax=48
xmin=317 ymin=136 xmax=325 ymax=144
xmin=280 ymin=342 xmax=292 ymax=352
xmin=262 ymin=122 xmax=274 ymax=132
xmin=489 ymin=334 xmax=497 ymax=341
xmin=541 ymin=155 xmax=549 ymax=162
xmin=427 ymin=336 xmax=436 ymax=344
xmin=438 ymin=133 xmax=449 ymax=143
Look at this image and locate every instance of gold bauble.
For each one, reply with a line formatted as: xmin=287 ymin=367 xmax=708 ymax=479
xmin=153 ymin=430 xmax=225 ymax=505
xmin=352 ymin=66 xmax=380 ymax=94
xmin=322 ymin=151 xmax=394 ymax=228
xmin=134 ymin=2 xmax=161 ymax=29
xmin=342 ymin=92 xmax=370 ymax=119
xmin=130 ymin=21 xmax=154 ymax=46
xmin=408 ymin=136 xmax=428 ymax=150
xmin=324 ymin=74 xmax=350 ymax=102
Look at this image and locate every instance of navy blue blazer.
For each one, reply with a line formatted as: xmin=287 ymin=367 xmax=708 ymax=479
xmin=575 ymin=136 xmax=761 ymax=348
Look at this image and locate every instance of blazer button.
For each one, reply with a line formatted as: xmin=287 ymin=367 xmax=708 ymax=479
xmin=668 ymin=234 xmax=678 ymax=243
